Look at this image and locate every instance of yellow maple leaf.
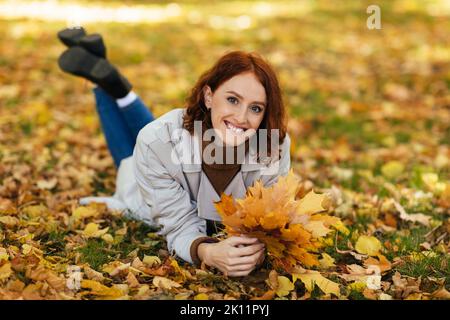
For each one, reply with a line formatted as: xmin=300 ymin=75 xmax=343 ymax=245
xmin=280 ymin=224 xmax=311 ymax=243
xmin=22 ymin=244 xmax=33 ymax=255
xmin=287 ymin=245 xmax=319 ymax=267
xmin=319 ymin=253 xmax=336 ymax=269
xmin=81 ymin=280 xmax=124 ymax=299
xmin=194 ymin=293 xmax=209 ymax=300
xmin=331 ymin=220 xmax=350 ymax=235
xmin=296 ymin=189 xmax=327 ymax=215
xmin=101 ymin=234 xmax=114 ymax=243
xmin=260 ymin=211 xmax=288 ymax=230
xmin=22 ymin=205 xmax=48 ymax=217
xmin=214 ymin=193 xmax=237 ymax=217
xmin=310 ymin=214 xmax=350 ymax=235
xmin=175 ymin=292 xmax=192 ymax=300
xmin=72 ymin=206 xmax=100 ymax=221
xmin=0 ymin=262 xmax=12 ymax=280
xmin=381 ymin=161 xmax=404 ymax=179
xmin=275 ymin=276 xmax=295 ymax=297
xmin=355 ymin=235 xmax=382 ymax=256
xmin=81 ymin=223 xmax=109 ymax=238
xmin=293 ymin=271 xmax=341 ymax=297
xmin=304 ymin=221 xmax=332 ymax=238
xmin=170 ymin=259 xmax=188 ymax=282
xmin=243 ymin=214 xmax=259 ymax=228
xmin=143 ymin=255 xmax=161 ymax=267
xmin=0 ymin=247 xmax=8 ymax=262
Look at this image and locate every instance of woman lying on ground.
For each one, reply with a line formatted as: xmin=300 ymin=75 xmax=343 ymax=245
xmin=57 ymin=27 xmax=291 ymax=277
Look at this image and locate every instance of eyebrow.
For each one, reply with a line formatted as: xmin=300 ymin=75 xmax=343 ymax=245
xmin=225 ymin=90 xmax=266 ymax=107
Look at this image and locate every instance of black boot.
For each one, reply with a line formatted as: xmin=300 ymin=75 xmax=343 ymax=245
xmin=57 ymin=27 xmax=86 ymax=47
xmin=79 ymin=34 xmax=107 ymax=58
xmin=58 ymin=46 xmax=131 ymax=99
xmin=57 ymin=28 xmax=107 ymax=58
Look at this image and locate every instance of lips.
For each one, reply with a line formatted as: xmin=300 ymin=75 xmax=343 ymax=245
xmin=224 ymin=120 xmax=247 ymax=134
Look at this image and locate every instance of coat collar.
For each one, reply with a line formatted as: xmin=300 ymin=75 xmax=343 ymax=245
xmin=196 ymin=170 xmax=247 ymax=220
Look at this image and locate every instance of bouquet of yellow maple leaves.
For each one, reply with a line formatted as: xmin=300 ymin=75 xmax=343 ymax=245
xmin=214 ymin=169 xmax=347 ymax=272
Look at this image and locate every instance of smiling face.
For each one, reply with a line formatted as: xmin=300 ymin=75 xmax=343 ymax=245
xmin=203 ymin=72 xmax=267 ymax=146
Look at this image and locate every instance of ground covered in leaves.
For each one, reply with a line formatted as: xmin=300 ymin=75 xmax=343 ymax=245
xmin=0 ymin=0 xmax=449 ymax=300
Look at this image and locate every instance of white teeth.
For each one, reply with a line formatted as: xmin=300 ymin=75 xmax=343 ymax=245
xmin=225 ymin=121 xmax=244 ymax=134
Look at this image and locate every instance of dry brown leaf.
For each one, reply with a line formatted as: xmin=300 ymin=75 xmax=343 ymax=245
xmin=364 ymin=254 xmax=392 ymax=273
xmin=0 ymin=216 xmax=19 ymax=227
xmin=126 ymin=272 xmax=140 ymax=288
xmin=250 ymin=290 xmax=275 ymax=300
xmin=393 ymin=200 xmax=431 ymax=227
xmin=153 ymin=276 xmax=181 ymax=290
xmin=83 ymin=265 xmax=105 ymax=282
xmin=431 ymin=287 xmax=450 ymax=300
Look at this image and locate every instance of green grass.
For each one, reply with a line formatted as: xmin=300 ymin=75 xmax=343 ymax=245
xmin=92 ymin=172 xmax=114 ymax=194
xmin=381 ymin=227 xmax=429 ymax=260
xmin=78 ymin=239 xmax=114 ymax=269
xmin=77 ymin=218 xmax=164 ymax=270
xmin=347 ymin=289 xmax=369 ymax=300
xmin=395 ymin=253 xmax=450 ymax=289
xmin=19 ymin=121 xmax=33 ymax=136
xmin=40 ymin=230 xmax=68 ymax=255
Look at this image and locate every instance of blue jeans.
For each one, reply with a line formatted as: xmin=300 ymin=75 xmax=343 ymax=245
xmin=93 ymin=87 xmax=155 ymax=168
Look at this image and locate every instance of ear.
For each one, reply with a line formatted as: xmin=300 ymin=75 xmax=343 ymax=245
xmin=203 ymin=85 xmax=213 ymax=109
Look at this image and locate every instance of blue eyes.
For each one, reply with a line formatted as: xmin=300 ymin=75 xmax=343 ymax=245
xmin=227 ymin=96 xmax=263 ymax=113
xmin=227 ymin=97 xmax=238 ymax=104
xmin=251 ymin=105 xmax=263 ymax=113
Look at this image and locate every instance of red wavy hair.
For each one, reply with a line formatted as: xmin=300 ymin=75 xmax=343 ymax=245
xmin=182 ymin=50 xmax=287 ymax=159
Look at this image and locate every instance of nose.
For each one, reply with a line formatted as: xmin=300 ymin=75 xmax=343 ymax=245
xmin=234 ymin=106 xmax=248 ymax=125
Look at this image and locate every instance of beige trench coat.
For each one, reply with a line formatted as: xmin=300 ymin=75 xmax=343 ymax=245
xmin=80 ymin=108 xmax=291 ymax=264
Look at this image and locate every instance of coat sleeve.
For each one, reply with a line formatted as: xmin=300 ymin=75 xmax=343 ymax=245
xmin=132 ymin=131 xmax=208 ymax=264
xmin=259 ymin=133 xmax=291 ymax=187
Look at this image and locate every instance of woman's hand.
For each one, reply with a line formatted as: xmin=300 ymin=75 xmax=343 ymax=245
xmin=198 ymin=236 xmax=265 ymax=277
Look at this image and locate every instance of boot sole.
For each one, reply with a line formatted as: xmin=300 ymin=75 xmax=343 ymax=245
xmin=57 ymin=27 xmax=86 ymax=47
xmin=79 ymin=33 xmax=106 ymax=58
xmin=58 ymin=47 xmax=115 ymax=83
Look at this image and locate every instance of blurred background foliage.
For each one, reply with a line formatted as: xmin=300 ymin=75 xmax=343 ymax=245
xmin=1 ymin=0 xmax=448 ymax=191
xmin=0 ymin=0 xmax=449 ymax=300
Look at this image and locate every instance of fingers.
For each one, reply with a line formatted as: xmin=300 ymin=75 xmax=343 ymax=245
xmin=233 ymin=243 xmax=265 ymax=256
xmin=229 ymin=263 xmax=256 ymax=272
xmin=218 ymin=249 xmax=266 ymax=277
xmin=228 ymin=269 xmax=255 ymax=277
xmin=255 ymin=251 xmax=265 ymax=267
xmin=226 ymin=236 xmax=259 ymax=247
xmin=231 ymin=248 xmax=265 ymax=265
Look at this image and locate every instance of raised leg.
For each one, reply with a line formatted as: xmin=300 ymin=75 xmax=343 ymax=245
xmin=118 ymin=95 xmax=155 ymax=143
xmin=93 ymin=87 xmax=135 ymax=168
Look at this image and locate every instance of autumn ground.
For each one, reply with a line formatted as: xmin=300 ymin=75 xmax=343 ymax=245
xmin=0 ymin=0 xmax=449 ymax=300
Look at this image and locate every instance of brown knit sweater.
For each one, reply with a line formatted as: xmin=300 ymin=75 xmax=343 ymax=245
xmin=189 ymin=124 xmax=249 ymax=266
